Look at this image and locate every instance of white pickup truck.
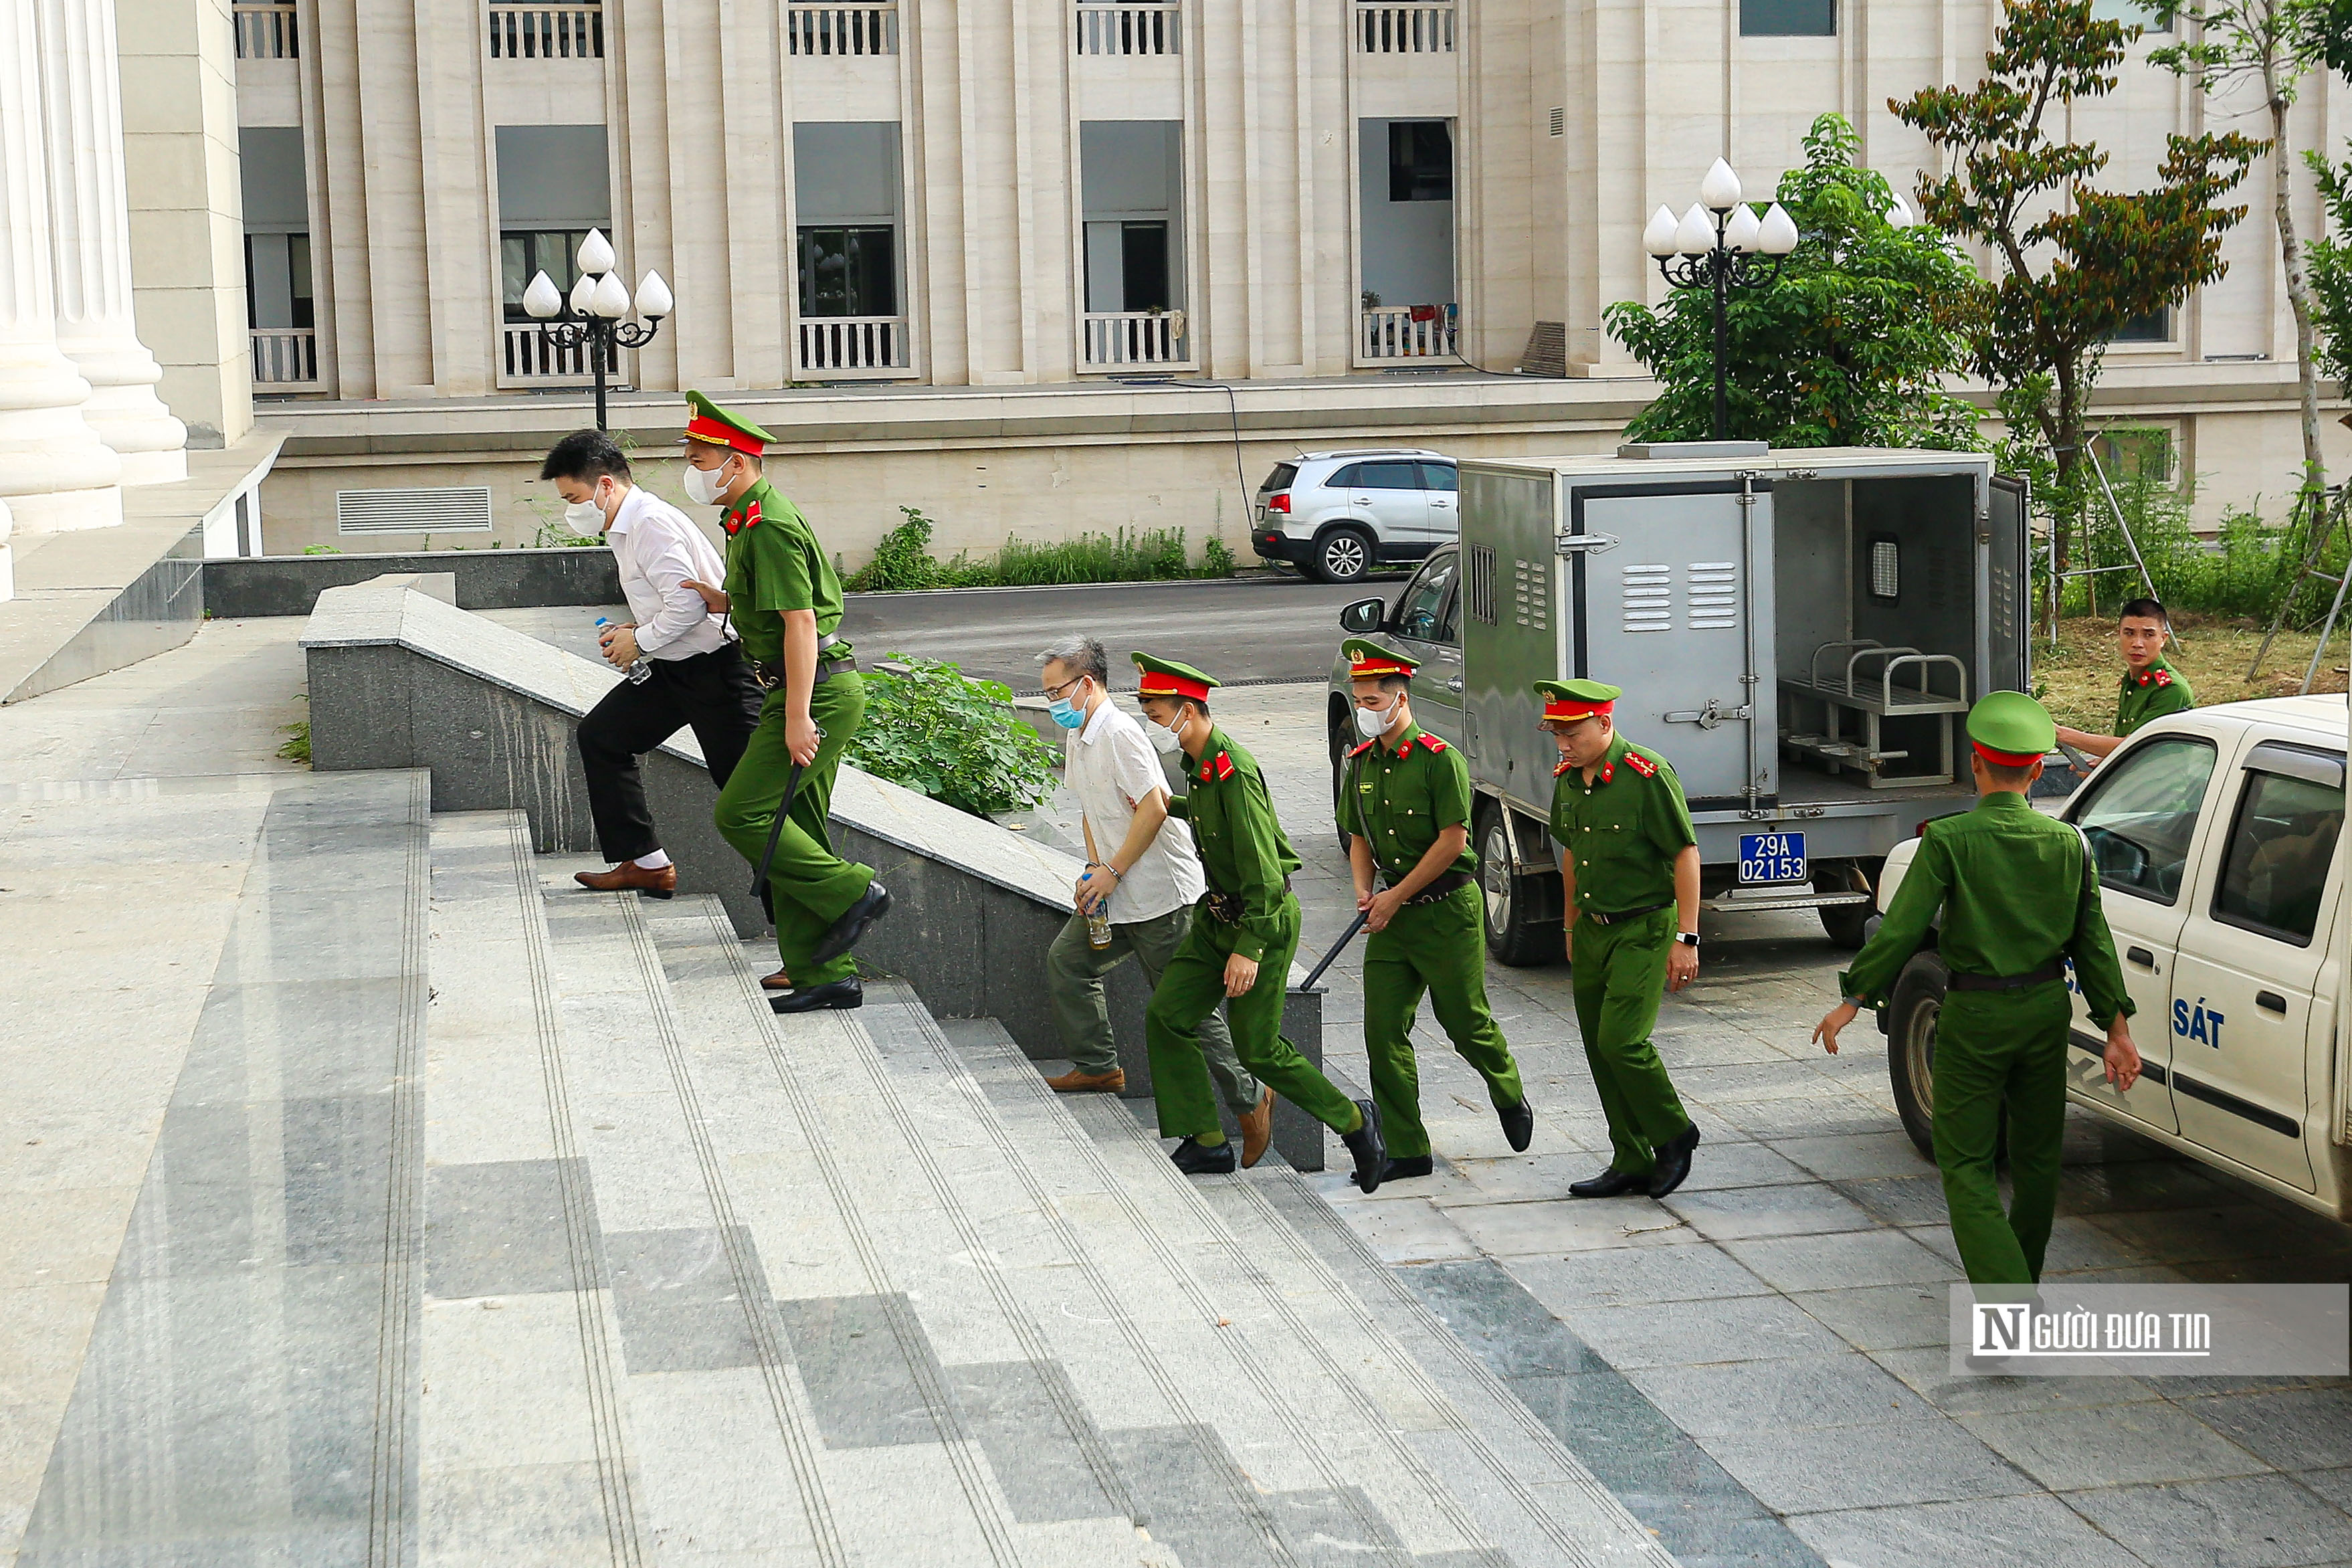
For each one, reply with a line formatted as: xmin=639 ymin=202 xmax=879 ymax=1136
xmin=1874 ymin=695 xmax=2350 ymax=1222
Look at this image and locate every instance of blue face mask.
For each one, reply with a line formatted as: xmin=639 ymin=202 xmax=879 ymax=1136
xmin=1048 ymin=694 xmax=1087 ymax=729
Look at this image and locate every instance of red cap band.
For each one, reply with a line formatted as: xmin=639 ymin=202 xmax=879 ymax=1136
xmin=1972 ymin=741 xmax=2044 ymax=769
xmin=684 ymin=413 xmax=765 ymax=456
xmin=1544 ymin=697 xmax=1612 ymax=722
xmin=1349 ymin=654 xmax=1414 ymax=679
xmin=1138 ymin=671 xmax=1210 ymax=702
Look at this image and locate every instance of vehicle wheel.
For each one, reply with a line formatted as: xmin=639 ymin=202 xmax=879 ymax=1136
xmin=1312 ymin=526 xmax=1375 ymax=584
xmin=1815 ymin=858 xmax=1880 ymax=949
xmin=1886 ymin=953 xmax=1948 ymax=1159
xmin=1478 ymin=806 xmax=1561 ymax=967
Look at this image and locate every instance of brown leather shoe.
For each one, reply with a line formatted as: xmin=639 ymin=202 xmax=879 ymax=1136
xmin=760 ymin=967 xmax=792 ymax=991
xmin=1238 ymin=1086 xmax=1275 ymax=1169
xmin=1045 ymin=1067 xmax=1126 ymax=1094
xmin=574 ymin=862 xmax=678 ymax=898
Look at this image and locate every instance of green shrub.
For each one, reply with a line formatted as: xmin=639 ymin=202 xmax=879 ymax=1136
xmin=277 ymin=721 xmax=312 ymax=765
xmin=1202 ymin=536 xmax=1236 ymax=577
xmin=301 ymin=544 xmax=342 ymax=555
xmin=2070 ymin=470 xmax=2303 ymax=621
xmin=848 ymin=654 xmax=1060 ymax=817
xmin=844 ymin=506 xmax=953 ymax=591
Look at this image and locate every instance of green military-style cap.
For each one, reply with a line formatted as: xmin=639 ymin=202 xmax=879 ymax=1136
xmin=1967 ymin=690 xmax=2056 ymax=765
xmin=1342 ymin=638 xmax=1419 ymax=679
xmin=1132 ymin=652 xmax=1219 ymax=702
xmin=679 ymin=390 xmax=775 ymax=456
xmin=1534 ymin=678 xmax=1624 ymax=722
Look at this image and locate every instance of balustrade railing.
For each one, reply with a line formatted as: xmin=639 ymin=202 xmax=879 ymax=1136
xmin=487 ymin=4 xmax=604 ymax=59
xmin=501 ymin=324 xmax=611 ymax=380
xmin=233 ymin=2 xmax=299 ymax=58
xmin=250 ymin=328 xmax=319 ymax=387
xmin=786 ymin=5 xmax=899 ymax=54
xmin=1355 ymin=3 xmax=1454 ymax=52
xmin=1075 ymin=3 xmax=1180 ymax=56
xmin=1082 ymin=310 xmax=1187 ymax=368
xmin=1358 ymin=305 xmax=1458 ymax=361
xmin=797 ymin=316 xmax=910 ymax=376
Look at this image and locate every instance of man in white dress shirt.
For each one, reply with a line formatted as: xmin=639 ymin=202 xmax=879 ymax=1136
xmin=1037 ymin=634 xmax=1274 ymax=1167
xmin=542 ymin=430 xmax=763 ymax=898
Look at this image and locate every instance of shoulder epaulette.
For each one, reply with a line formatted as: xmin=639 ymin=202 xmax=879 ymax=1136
xmin=1347 ymin=738 xmax=1376 ymax=759
xmin=1421 ymin=733 xmax=1448 ymax=754
xmin=1553 ymin=758 xmax=1573 ymax=777
xmin=1213 ymin=750 xmax=1235 ymax=781
xmin=1622 ymin=751 xmax=1659 ymax=778
xmin=723 ymin=498 xmax=763 ymax=536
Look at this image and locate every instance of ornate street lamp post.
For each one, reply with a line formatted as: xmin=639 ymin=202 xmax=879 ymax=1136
xmin=522 ymin=228 xmax=674 ymax=432
xmin=1642 ymin=160 xmax=1800 ymax=441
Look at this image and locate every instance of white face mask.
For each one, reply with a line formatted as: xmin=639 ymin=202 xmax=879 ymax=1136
xmin=1354 ymin=701 xmax=1394 ymax=740
xmin=1146 ymin=714 xmax=1185 ymax=755
xmin=682 ymin=458 xmax=732 ymax=508
xmin=563 ymin=488 xmax=607 ymax=534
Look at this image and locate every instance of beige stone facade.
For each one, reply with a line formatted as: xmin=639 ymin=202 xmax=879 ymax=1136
xmin=237 ymin=0 xmax=2352 ymax=557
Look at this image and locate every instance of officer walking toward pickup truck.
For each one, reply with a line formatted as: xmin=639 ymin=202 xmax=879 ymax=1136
xmin=1341 ymin=638 xmax=1532 ymax=1182
xmin=1134 ymin=652 xmax=1390 ymax=1193
xmin=1814 ymin=692 xmax=2143 ymax=1290
xmin=1539 ymin=679 xmax=1705 ymax=1200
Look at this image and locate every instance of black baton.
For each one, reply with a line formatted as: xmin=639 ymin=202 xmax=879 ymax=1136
xmin=1294 ymin=910 xmax=1370 ymax=994
xmin=747 ymin=724 xmax=825 ymax=899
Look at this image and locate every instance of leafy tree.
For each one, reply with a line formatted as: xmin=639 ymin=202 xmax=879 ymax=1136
xmin=2149 ymin=0 xmax=2329 ymax=502
xmin=1895 ymin=0 xmax=2260 ymax=625
xmin=1605 ymin=114 xmax=1983 ymax=449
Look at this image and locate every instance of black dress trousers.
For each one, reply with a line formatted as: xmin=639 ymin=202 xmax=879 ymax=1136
xmin=577 ymin=644 xmax=765 ymax=864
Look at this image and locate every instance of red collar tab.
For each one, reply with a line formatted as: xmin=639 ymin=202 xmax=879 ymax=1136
xmin=2135 ymin=666 xmax=2173 ymax=688
xmin=1213 ymin=751 xmax=1235 ymax=781
xmin=1420 ymin=733 xmax=1448 ymax=754
xmin=1622 ymin=751 xmax=1658 ymax=779
xmin=1544 ymin=696 xmax=1613 ymax=722
xmin=1599 ymin=762 xmax=1615 ymax=783
xmin=1139 ymin=671 xmax=1211 ymax=702
xmin=685 ymin=413 xmax=766 ymax=456
xmin=723 ymin=497 xmax=763 ymax=536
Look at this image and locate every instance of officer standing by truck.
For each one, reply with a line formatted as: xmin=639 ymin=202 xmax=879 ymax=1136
xmin=1340 ymin=638 xmax=1533 ymax=1181
xmin=1814 ymin=692 xmax=2142 ymax=1290
xmin=1539 ymin=678 xmax=1704 ymax=1200
xmin=1133 ymin=652 xmax=1390 ymax=1193
xmin=2054 ymin=597 xmax=2195 ymax=766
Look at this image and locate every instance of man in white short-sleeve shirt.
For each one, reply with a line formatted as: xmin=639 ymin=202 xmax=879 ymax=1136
xmin=1038 ymin=634 xmax=1274 ymax=1167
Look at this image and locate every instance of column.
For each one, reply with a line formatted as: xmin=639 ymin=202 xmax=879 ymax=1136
xmin=0 ymin=0 xmax=123 ymax=538
xmin=37 ymin=0 xmax=189 ymax=485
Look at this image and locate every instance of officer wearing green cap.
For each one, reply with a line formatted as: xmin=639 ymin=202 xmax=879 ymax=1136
xmin=1539 ymin=678 xmax=1705 ymax=1199
xmin=1133 ymin=652 xmax=1390 ymax=1191
xmin=1340 ymin=638 xmax=1531 ymax=1182
xmin=678 ymin=391 xmax=890 ymax=1013
xmin=1816 ymin=690 xmax=2142 ymax=1290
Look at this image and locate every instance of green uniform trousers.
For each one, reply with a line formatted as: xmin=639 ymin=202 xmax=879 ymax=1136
xmin=1569 ymin=906 xmax=1692 ymax=1175
xmin=1931 ymin=981 xmax=2071 ymax=1288
xmin=713 ymin=674 xmax=876 ymax=988
xmin=1145 ymin=892 xmax=1359 ymax=1139
xmin=1363 ymin=883 xmax=1525 ymax=1159
xmin=1046 ymin=905 xmax=1262 ymax=1113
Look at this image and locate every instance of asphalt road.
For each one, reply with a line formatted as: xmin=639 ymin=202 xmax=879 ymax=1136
xmin=838 ymin=573 xmax=1398 ymax=692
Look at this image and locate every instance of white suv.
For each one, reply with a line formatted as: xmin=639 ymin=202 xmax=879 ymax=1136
xmin=1250 ymin=448 xmax=1458 ymax=583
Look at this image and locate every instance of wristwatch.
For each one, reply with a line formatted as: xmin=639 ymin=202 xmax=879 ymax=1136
xmin=1675 ymin=932 xmax=1700 ymax=947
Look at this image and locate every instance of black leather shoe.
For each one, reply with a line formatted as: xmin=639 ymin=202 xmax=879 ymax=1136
xmin=1170 ymin=1136 xmax=1236 ymax=1175
xmin=1497 ymin=1097 xmax=1535 ymax=1153
xmin=1342 ymin=1099 xmax=1387 ymax=1193
xmin=1568 ymin=1167 xmax=1648 ymax=1199
xmin=1378 ymin=1154 xmax=1435 ymax=1183
xmin=808 ymin=882 xmax=890 ymax=967
xmin=1647 ymin=1123 xmax=1702 ymax=1199
xmin=769 ymin=977 xmax=864 ymax=1013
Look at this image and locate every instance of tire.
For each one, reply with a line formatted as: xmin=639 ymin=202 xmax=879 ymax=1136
xmin=1478 ymin=805 xmax=1562 ymax=967
xmin=1815 ymin=858 xmax=1880 ymax=949
xmin=1886 ymin=953 xmax=1949 ymax=1160
xmin=1312 ymin=526 xmax=1375 ymax=584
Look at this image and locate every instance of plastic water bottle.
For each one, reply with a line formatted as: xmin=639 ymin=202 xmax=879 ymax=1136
xmin=1082 ymin=870 xmax=1114 ymax=948
xmin=594 ymin=617 xmax=652 ymax=684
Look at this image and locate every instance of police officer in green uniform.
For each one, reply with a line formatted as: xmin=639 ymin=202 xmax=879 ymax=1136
xmin=1340 ymin=639 xmax=1532 ymax=1181
xmin=678 ymin=392 xmax=890 ymax=1013
xmin=1539 ymin=679 xmax=1704 ymax=1200
xmin=1816 ymin=692 xmax=2143 ymax=1290
xmin=2054 ymin=597 xmax=2195 ymax=765
xmin=1133 ymin=653 xmax=1389 ymax=1191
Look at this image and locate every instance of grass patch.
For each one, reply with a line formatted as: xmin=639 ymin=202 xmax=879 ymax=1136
xmin=277 ymin=720 xmax=312 ymax=765
xmin=844 ymin=506 xmax=1238 ymax=591
xmin=2032 ymin=613 xmax=2347 ymax=733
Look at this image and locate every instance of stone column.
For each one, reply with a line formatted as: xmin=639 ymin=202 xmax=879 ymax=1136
xmin=0 ymin=0 xmax=123 ymax=537
xmin=37 ymin=0 xmax=188 ymax=485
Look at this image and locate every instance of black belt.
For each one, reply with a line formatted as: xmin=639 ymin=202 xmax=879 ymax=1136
xmin=751 ymin=655 xmax=856 ymax=690
xmin=1948 ymin=959 xmax=2067 ymax=993
xmin=1582 ymin=900 xmax=1670 ymax=926
xmin=1399 ymin=869 xmax=1473 ymax=906
xmin=1204 ymin=878 xmax=1292 ymax=925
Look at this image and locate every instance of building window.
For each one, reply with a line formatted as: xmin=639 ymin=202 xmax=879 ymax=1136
xmin=793 ymin=123 xmax=904 ymax=320
xmin=494 ymin=124 xmax=612 ymax=322
xmin=2090 ymin=426 xmax=2177 ymax=485
xmin=1741 ymin=0 xmax=1835 ymax=35
xmin=2111 ymin=306 xmax=2173 ymax=344
xmin=798 ymin=227 xmax=899 ymax=318
xmin=500 ymin=229 xmax=591 ymax=322
xmin=2092 ymin=0 xmax=2169 ymax=31
xmin=1080 ymin=121 xmax=1185 ymax=315
xmin=245 ymin=233 xmax=314 ymax=329
xmin=1389 ymin=122 xmax=1452 ymax=202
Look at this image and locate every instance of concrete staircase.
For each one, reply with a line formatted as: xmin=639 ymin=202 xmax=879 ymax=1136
xmin=21 ymin=782 xmax=1678 ymax=1568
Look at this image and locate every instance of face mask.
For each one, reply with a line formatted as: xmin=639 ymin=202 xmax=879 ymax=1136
xmin=683 ymin=460 xmax=731 ymax=507
xmin=1146 ymin=715 xmax=1185 ymax=755
xmin=1048 ymin=692 xmax=1087 ymax=729
xmin=1354 ymin=702 xmax=1393 ymax=739
xmin=563 ymin=492 xmax=607 ymax=534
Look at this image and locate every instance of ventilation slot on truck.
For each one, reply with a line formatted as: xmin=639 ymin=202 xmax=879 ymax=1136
xmin=1622 ymin=563 xmax=1672 ymax=633
xmin=335 ymin=486 xmax=494 ymax=535
xmin=1511 ymin=557 xmax=1548 ymax=630
xmin=1687 ymin=561 xmax=1737 ymax=629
